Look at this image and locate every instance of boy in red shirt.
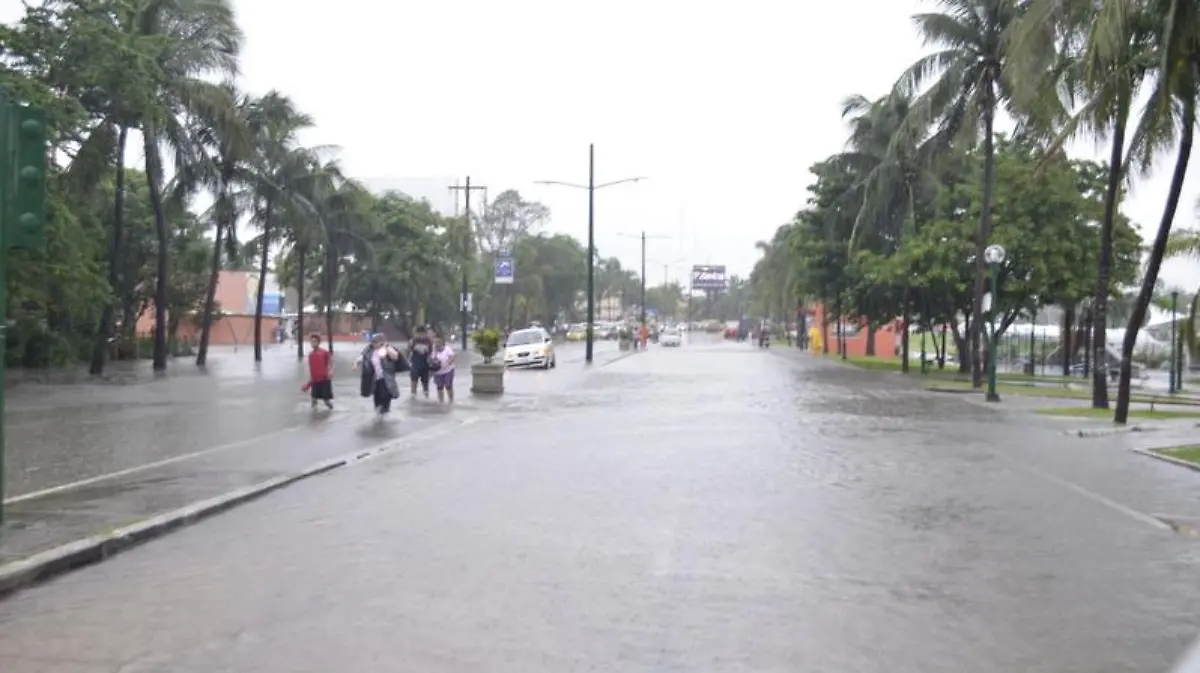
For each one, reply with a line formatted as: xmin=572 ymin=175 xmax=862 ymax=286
xmin=306 ymin=333 xmax=334 ymax=410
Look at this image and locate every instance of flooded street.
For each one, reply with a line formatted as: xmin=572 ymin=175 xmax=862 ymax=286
xmin=1 ymin=337 xmax=1198 ymax=672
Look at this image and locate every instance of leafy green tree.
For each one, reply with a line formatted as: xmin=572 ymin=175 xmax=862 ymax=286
xmin=894 ymin=0 xmax=1028 ymax=385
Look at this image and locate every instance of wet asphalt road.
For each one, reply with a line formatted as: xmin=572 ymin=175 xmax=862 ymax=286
xmin=2 ymin=336 xmax=1200 ymax=672
xmin=3 ymin=340 xmax=619 ymax=499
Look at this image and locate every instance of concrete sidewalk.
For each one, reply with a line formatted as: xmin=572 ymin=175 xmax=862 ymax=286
xmin=0 ymin=341 xmax=630 ymax=594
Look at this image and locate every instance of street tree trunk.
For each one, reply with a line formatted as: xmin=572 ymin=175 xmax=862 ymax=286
xmin=253 ymin=205 xmax=273 ymax=363
xmin=970 ymin=97 xmax=997 ymax=388
xmin=195 ymin=194 xmax=226 ymax=367
xmin=1115 ymin=97 xmax=1193 ymax=424
xmin=1092 ymin=95 xmax=1128 ymax=407
xmin=296 ymin=246 xmax=306 ymax=360
xmin=90 ymin=123 xmax=129 ymax=375
xmin=1061 ymin=305 xmax=1075 ymax=377
xmin=144 ymin=128 xmax=170 ymax=372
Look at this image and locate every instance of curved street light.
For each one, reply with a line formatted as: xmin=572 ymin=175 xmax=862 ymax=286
xmin=535 ymin=145 xmax=647 ymax=363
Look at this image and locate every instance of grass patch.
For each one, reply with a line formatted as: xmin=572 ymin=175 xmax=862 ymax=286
xmin=927 ymin=381 xmax=1200 ymax=406
xmin=843 ymin=355 xmax=1079 ymax=385
xmin=1154 ymin=445 xmax=1200 ymax=464
xmin=1034 ymin=406 xmax=1200 ymax=420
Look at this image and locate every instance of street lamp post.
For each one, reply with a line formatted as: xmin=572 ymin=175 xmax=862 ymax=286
xmin=984 ymin=244 xmax=1006 ymax=402
xmin=619 ymin=232 xmax=671 ymax=328
xmin=535 ymin=145 xmax=645 ymax=363
xmin=1170 ymin=290 xmax=1179 ymax=394
xmin=650 ymin=257 xmax=688 ymax=321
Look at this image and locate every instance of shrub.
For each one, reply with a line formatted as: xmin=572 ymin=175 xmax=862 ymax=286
xmin=472 ymin=328 xmax=502 ymax=363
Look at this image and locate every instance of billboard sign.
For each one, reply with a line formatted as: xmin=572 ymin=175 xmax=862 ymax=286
xmin=494 ymin=256 xmax=515 ymax=284
xmin=691 ymin=265 xmax=727 ymax=290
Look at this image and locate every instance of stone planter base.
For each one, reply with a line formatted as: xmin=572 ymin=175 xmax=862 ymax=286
xmin=619 ymin=339 xmax=632 ymax=351
xmin=471 ymin=362 xmax=505 ymax=394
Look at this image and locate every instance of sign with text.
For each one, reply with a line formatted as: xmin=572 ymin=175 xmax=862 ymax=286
xmin=494 ymin=256 xmax=515 ymax=284
xmin=691 ymin=265 xmax=727 ymax=291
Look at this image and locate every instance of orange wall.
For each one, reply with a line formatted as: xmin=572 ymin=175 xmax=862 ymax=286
xmin=811 ymin=303 xmax=901 ymax=358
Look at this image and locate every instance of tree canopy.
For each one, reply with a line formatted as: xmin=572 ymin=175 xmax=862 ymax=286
xmin=0 ymin=0 xmax=649 ymax=370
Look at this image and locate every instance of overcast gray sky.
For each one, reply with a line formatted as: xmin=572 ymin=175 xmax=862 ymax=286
xmin=7 ymin=0 xmax=1198 ymax=291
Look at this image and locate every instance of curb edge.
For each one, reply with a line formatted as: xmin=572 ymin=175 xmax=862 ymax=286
xmin=1131 ymin=447 xmax=1200 ymax=473
xmin=0 ymin=417 xmax=465 ymax=599
xmin=0 ymin=458 xmax=346 ymax=599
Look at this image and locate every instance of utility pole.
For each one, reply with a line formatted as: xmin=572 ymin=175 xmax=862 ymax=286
xmin=448 ymin=177 xmax=487 ymax=351
xmin=535 ymin=145 xmax=645 ymax=363
xmin=588 ymin=147 xmax=595 ymax=361
xmin=621 ymin=231 xmax=670 ymax=327
xmin=0 ymin=89 xmax=49 ymax=528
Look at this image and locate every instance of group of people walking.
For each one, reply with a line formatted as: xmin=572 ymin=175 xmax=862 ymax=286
xmin=303 ymin=326 xmax=457 ymax=418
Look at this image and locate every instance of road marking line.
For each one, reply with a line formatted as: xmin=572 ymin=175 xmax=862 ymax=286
xmin=1016 ymin=463 xmax=1171 ymax=531
xmin=3 ymin=414 xmax=353 ymax=506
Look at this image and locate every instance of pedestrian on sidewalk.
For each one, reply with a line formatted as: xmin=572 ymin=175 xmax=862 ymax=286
xmin=408 ymin=325 xmax=434 ymax=399
xmin=431 ymin=336 xmax=456 ymax=403
xmin=305 ymin=333 xmax=334 ymax=410
xmin=356 ymin=334 xmax=403 ymax=417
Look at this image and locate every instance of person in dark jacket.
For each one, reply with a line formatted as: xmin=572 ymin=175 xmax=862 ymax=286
xmin=356 ymin=334 xmax=403 ymax=417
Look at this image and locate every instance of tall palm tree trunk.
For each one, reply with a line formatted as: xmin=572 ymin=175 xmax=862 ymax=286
xmin=900 ymin=192 xmax=916 ymax=372
xmin=1061 ymin=306 xmax=1075 ymax=376
xmin=324 ymin=249 xmax=336 ymax=354
xmin=1115 ymin=98 xmax=1194 ymax=424
xmin=145 ymin=130 xmax=170 ymax=372
xmin=1091 ymin=98 xmax=1129 ymax=407
xmin=90 ymin=123 xmax=129 ymax=375
xmin=195 ymin=200 xmax=226 ymax=367
xmin=253 ymin=207 xmax=272 ymax=362
xmin=296 ymin=246 xmax=306 ymax=360
xmin=970 ymin=101 xmax=998 ymax=388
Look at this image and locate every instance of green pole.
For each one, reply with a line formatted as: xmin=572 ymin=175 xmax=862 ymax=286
xmin=986 ymin=266 xmax=1000 ymax=402
xmin=0 ymin=90 xmax=49 ymax=529
xmin=0 ymin=91 xmax=10 ymax=528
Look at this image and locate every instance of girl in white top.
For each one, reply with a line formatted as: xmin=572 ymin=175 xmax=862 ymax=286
xmin=431 ymin=336 xmax=456 ymax=403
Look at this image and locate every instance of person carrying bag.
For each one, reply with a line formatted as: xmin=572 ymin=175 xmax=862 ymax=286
xmin=355 ymin=334 xmax=408 ymax=417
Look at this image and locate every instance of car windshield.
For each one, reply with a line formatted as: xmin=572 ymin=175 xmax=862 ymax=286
xmin=507 ymin=330 xmax=543 ymax=346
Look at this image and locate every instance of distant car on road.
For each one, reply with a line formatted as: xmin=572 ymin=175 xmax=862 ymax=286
xmin=660 ymin=327 xmax=682 ymax=347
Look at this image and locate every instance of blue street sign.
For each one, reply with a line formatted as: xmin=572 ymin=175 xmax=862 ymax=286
xmin=494 ymin=256 xmax=515 ymax=284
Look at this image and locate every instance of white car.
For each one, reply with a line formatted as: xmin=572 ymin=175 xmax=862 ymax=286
xmin=503 ymin=328 xmax=557 ymax=369
xmin=660 ymin=328 xmax=682 ymax=347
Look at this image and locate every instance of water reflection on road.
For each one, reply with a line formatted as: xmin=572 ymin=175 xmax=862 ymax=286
xmin=0 ymin=337 xmax=1197 ymax=672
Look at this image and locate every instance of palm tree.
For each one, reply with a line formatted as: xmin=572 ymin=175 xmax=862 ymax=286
xmin=240 ymin=92 xmax=314 ymax=362
xmin=291 ymin=160 xmax=376 ymax=353
xmin=1113 ymin=0 xmax=1199 ymax=424
xmin=1166 ymin=227 xmax=1200 ymax=258
xmin=1013 ymin=0 xmax=1156 ymax=408
xmin=841 ymin=90 xmax=934 ymax=371
xmin=174 ymin=82 xmax=253 ymax=367
xmin=893 ymin=0 xmax=1030 ymax=387
xmin=133 ymin=0 xmax=242 ymax=371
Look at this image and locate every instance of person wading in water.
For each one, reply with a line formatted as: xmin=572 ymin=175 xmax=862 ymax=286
xmin=305 ymin=333 xmax=334 ymax=410
xmin=408 ymin=325 xmax=434 ymax=399
xmin=355 ymin=334 xmax=404 ymax=418
xmin=430 ymin=335 xmax=457 ymax=404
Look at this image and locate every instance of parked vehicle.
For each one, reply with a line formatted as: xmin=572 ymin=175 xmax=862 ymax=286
xmin=661 ymin=327 xmax=682 ymax=347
